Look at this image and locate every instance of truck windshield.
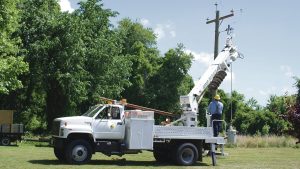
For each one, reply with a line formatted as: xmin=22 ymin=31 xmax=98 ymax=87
xmin=81 ymin=105 xmax=103 ymax=117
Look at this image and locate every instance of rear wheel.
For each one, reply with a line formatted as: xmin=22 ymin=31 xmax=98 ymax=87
xmin=1 ymin=137 xmax=11 ymax=146
xmin=65 ymin=139 xmax=92 ymax=164
xmin=175 ymin=143 xmax=198 ymax=166
xmin=54 ymin=147 xmax=66 ymax=162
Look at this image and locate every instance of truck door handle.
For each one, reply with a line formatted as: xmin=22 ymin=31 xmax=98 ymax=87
xmin=117 ymin=122 xmax=123 ymax=125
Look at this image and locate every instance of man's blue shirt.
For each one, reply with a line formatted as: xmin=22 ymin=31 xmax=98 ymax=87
xmin=208 ymin=100 xmax=223 ymax=115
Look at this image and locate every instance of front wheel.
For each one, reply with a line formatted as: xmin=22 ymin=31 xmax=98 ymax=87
xmin=1 ymin=137 xmax=11 ymax=146
xmin=175 ymin=143 xmax=198 ymax=166
xmin=54 ymin=147 xmax=66 ymax=161
xmin=65 ymin=139 xmax=92 ymax=164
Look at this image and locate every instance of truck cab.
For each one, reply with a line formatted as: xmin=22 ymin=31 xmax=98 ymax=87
xmin=53 ymin=104 xmax=125 ymax=140
xmin=85 ymin=104 xmax=125 ymax=140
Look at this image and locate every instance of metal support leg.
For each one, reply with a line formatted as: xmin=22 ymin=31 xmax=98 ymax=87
xmin=211 ymin=143 xmax=217 ymax=166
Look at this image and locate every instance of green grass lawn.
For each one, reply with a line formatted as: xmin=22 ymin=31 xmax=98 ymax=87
xmin=0 ymin=144 xmax=299 ymax=169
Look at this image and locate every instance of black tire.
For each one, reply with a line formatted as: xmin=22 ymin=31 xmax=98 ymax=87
xmin=1 ymin=137 xmax=11 ymax=146
xmin=153 ymin=149 xmax=171 ymax=163
xmin=65 ymin=139 xmax=92 ymax=165
xmin=54 ymin=147 xmax=66 ymax=162
xmin=175 ymin=143 xmax=198 ymax=166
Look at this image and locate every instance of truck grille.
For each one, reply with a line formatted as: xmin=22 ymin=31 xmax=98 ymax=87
xmin=52 ymin=121 xmax=61 ymax=136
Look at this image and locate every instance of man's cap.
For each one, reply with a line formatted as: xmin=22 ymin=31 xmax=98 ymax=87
xmin=214 ymin=94 xmax=221 ymax=100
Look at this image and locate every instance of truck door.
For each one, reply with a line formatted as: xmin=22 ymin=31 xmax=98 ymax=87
xmin=92 ymin=106 xmax=125 ymax=140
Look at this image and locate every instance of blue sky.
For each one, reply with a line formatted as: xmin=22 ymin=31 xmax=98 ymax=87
xmin=60 ymin=0 xmax=300 ymax=106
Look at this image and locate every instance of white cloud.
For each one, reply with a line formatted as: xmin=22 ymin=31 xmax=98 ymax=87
xmin=170 ymin=31 xmax=176 ymax=38
xmin=140 ymin=18 xmax=150 ymax=27
xmin=154 ymin=25 xmax=165 ymax=40
xmin=259 ymin=86 xmax=277 ymax=96
xmin=59 ymin=0 xmax=74 ymax=12
xmin=185 ymin=49 xmax=213 ymax=66
xmin=280 ymin=65 xmax=294 ymax=77
xmin=165 ymin=24 xmax=171 ymax=29
xmin=154 ymin=22 xmax=176 ymax=40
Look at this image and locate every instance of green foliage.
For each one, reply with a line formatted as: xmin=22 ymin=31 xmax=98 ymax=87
xmin=233 ymin=109 xmax=288 ymax=135
xmin=200 ymin=89 xmax=290 ymax=136
xmin=197 ymin=89 xmax=290 ymax=135
xmin=296 ymin=77 xmax=300 ymax=104
xmin=74 ymin=0 xmax=132 ymax=103
xmin=0 ymin=0 xmax=28 ymax=94
xmin=11 ymin=0 xmax=132 ymax=131
xmin=266 ymin=95 xmax=295 ymax=115
xmin=262 ymin=124 xmax=270 ymax=135
xmin=284 ymin=77 xmax=300 ymax=143
xmin=17 ymin=0 xmax=65 ymax=131
xmin=116 ymin=18 xmax=159 ymax=105
xmin=146 ymin=44 xmax=193 ymax=114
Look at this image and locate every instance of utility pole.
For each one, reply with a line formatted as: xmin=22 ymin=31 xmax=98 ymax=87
xmin=206 ymin=3 xmax=234 ymax=60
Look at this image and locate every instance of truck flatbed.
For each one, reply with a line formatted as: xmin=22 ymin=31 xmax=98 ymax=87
xmin=153 ymin=125 xmax=225 ymax=144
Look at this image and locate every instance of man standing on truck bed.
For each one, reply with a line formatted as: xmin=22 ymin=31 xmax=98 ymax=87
xmin=208 ymin=94 xmax=224 ymax=137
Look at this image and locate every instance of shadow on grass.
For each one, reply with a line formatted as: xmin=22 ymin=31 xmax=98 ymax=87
xmin=28 ymin=159 xmax=209 ymax=167
xmin=0 ymin=144 xmax=19 ymax=147
xmin=34 ymin=144 xmax=52 ymax=147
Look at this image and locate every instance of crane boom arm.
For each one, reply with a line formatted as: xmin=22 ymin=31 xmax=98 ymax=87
xmin=189 ymin=44 xmax=237 ymax=98
xmin=179 ymin=37 xmax=240 ymax=126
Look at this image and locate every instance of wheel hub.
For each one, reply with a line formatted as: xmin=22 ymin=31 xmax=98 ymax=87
xmin=72 ymin=145 xmax=88 ymax=162
xmin=181 ymin=148 xmax=194 ymax=164
xmin=78 ymin=150 xmax=83 ymax=156
xmin=1 ymin=138 xmax=10 ymax=146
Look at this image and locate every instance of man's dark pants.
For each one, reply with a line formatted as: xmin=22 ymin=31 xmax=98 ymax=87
xmin=211 ymin=114 xmax=222 ymax=137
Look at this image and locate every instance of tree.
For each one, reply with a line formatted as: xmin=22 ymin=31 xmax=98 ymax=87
xmin=146 ymin=44 xmax=193 ymax=114
xmin=224 ymin=91 xmax=289 ymax=135
xmin=75 ymin=0 xmax=132 ymax=108
xmin=232 ymin=109 xmax=287 ymax=135
xmin=266 ymin=95 xmax=295 ymax=115
xmin=16 ymin=0 xmax=133 ymax=131
xmin=16 ymin=0 xmax=63 ymax=131
xmin=116 ymin=18 xmax=159 ymax=105
xmin=0 ymin=0 xmax=28 ymax=95
xmin=285 ymin=77 xmax=300 ymax=143
xmin=246 ymin=97 xmax=261 ymax=111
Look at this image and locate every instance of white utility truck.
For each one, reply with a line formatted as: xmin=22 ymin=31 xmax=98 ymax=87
xmin=52 ymin=36 xmax=241 ymax=166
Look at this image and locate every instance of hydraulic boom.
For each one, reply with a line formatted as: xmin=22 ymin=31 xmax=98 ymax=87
xmin=179 ymin=37 xmax=240 ymax=127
